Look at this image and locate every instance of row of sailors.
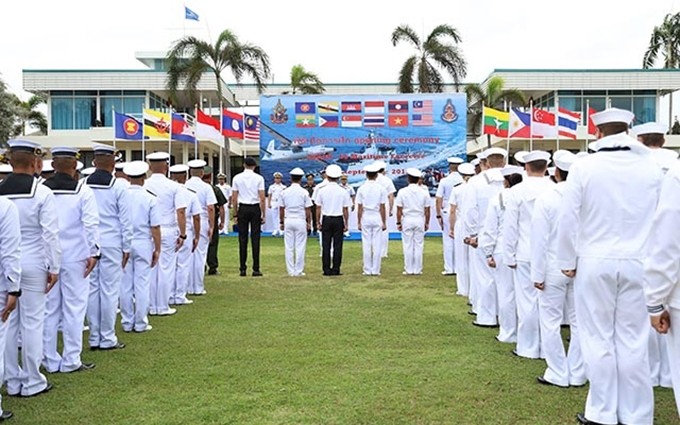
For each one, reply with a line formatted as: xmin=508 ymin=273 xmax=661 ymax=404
xmin=0 ymin=141 xmax=218 ymax=422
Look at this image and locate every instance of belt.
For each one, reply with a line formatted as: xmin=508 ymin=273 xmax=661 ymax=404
xmin=323 ymin=215 xmax=343 ymax=218
xmin=239 ymin=203 xmax=259 ymax=206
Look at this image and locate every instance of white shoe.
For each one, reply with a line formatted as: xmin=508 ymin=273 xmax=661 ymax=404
xmin=83 ymin=325 xmax=90 ymax=332
xmin=157 ymin=308 xmax=177 ymax=316
xmin=135 ymin=325 xmax=153 ymax=333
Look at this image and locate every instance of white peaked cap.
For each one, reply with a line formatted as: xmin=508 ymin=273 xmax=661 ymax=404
xmin=588 ymin=141 xmax=599 ymax=152
xmin=289 ymin=167 xmax=305 ymax=176
xmin=458 ymin=163 xmax=475 ymax=175
xmin=169 ymin=164 xmax=189 ymax=173
xmin=576 ymin=152 xmax=589 ymax=158
xmin=124 ymin=161 xmax=149 ymax=178
xmin=188 ymin=159 xmax=207 ymax=169
xmin=471 ymin=158 xmax=480 ymax=166
xmin=523 ymin=150 xmax=551 ymax=164
xmin=547 ymin=167 xmax=556 ymax=176
xmin=81 ymin=167 xmax=96 ymax=176
xmin=51 ymin=146 xmax=79 ymax=157
xmin=514 ymin=150 xmax=528 ymax=163
xmin=92 ymin=144 xmax=116 ymax=155
xmin=591 ymin=108 xmax=634 ymax=126
xmin=552 ymin=150 xmax=571 ymax=162
xmin=114 ymin=162 xmax=128 ymax=171
xmin=555 ymin=152 xmax=577 ymax=172
xmin=632 ymin=122 xmax=668 ymax=136
xmin=325 ymin=164 xmax=342 ymax=178
xmin=8 ymin=139 xmax=41 ymax=151
xmin=500 ymin=165 xmax=523 ymax=177
xmin=373 ymin=160 xmax=387 ymax=170
xmin=477 ymin=150 xmax=489 ymax=160
xmin=42 ymin=159 xmax=53 ymax=172
xmin=76 ymin=161 xmax=84 ymax=171
xmin=447 ymin=156 xmax=464 ymax=164
xmin=485 ymin=147 xmax=508 ymax=158
xmin=363 ymin=162 xmax=381 ymax=173
xmin=0 ymin=164 xmax=12 ymax=173
xmin=406 ymin=167 xmax=422 ymax=178
xmin=146 ymin=152 xmax=170 ymax=161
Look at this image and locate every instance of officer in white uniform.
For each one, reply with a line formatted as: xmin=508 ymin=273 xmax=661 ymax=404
xmin=169 ymin=164 xmax=201 ymax=304
xmin=185 ymin=160 xmax=216 ymax=296
xmin=311 ymin=170 xmax=330 ymax=257
xmin=267 ymin=172 xmax=286 ymax=236
xmin=120 ymin=161 xmax=161 ymax=333
xmin=144 ymin=152 xmax=187 ymax=316
xmin=315 ymin=164 xmax=352 ymax=276
xmin=375 ymin=161 xmax=396 ymax=258
xmin=395 ymin=168 xmax=431 ymax=275
xmin=85 ymin=144 xmax=132 ymax=352
xmin=436 ymin=157 xmax=464 ymax=275
xmin=530 ymin=152 xmax=585 ymax=388
xmin=339 ymin=174 xmax=356 ymax=237
xmin=356 ymin=162 xmax=388 ymax=276
xmin=43 ymin=146 xmax=100 ymax=374
xmin=40 ymin=159 xmax=54 ymax=181
xmin=216 ymin=173 xmax=232 ymax=234
xmin=279 ymin=167 xmax=312 ymax=276
xmin=557 ymin=108 xmax=660 ymax=425
xmin=448 ymin=163 xmax=475 ymax=297
xmin=1 ymin=140 xmax=60 ymax=397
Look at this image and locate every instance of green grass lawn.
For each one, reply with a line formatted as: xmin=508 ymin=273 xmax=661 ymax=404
xmin=7 ymin=237 xmax=678 ymax=424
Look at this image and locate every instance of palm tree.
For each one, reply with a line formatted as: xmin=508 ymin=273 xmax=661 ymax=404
xmin=643 ymin=12 xmax=680 ymax=128
xmin=0 ymin=77 xmax=18 ymax=145
xmin=13 ymin=93 xmax=47 ymax=136
xmin=391 ymin=24 xmax=467 ymax=93
xmin=288 ymin=65 xmax=324 ymax=95
xmin=166 ymin=29 xmax=271 ymax=104
xmin=465 ymin=76 xmax=526 ymax=147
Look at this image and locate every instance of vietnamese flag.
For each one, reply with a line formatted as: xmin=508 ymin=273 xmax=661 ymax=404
xmin=388 ymin=115 xmax=408 ymax=127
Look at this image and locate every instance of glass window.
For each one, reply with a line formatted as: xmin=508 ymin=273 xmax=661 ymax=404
xmin=633 ymin=96 xmax=656 ymax=124
xmin=610 ymin=97 xmax=632 ymax=111
xmin=584 ymin=97 xmax=606 ymax=113
xmin=558 ymin=90 xmax=582 ymax=96
xmin=559 ymin=96 xmax=580 ymax=112
xmin=100 ymin=90 xmax=122 ymax=96
xmin=123 ymin=90 xmax=146 ymax=96
xmin=583 ymin=90 xmax=606 ymax=96
xmin=101 ymin=97 xmax=123 ymax=126
xmin=74 ymin=97 xmax=96 ymax=129
xmin=51 ymin=90 xmax=73 ymax=96
xmin=131 ymin=151 xmax=144 ymax=161
xmin=123 ymin=97 xmax=144 ymax=116
xmin=51 ymin=97 xmax=74 ymax=130
xmin=608 ymin=90 xmax=632 ymax=96
xmin=74 ymin=90 xmax=97 ymax=96
xmin=633 ymin=90 xmax=657 ymax=96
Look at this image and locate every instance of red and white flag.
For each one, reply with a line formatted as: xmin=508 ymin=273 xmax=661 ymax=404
xmin=531 ymin=108 xmax=557 ymax=138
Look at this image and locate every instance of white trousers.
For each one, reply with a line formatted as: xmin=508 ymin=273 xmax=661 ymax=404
xmin=6 ymin=268 xmax=48 ymax=396
xmin=648 ymin=329 xmax=672 ymax=388
xmin=494 ymin=257 xmax=517 ymax=343
xmin=474 ymin=249 xmax=497 ymax=326
xmin=120 ymin=239 xmax=153 ymax=332
xmin=284 ymin=218 xmax=308 ymax=276
xmin=44 ymin=260 xmax=89 ymax=372
xmin=150 ymin=227 xmax=177 ymax=314
xmin=514 ymin=261 xmax=540 ymax=358
xmin=381 ymin=227 xmax=389 ymax=258
xmin=189 ymin=230 xmax=210 ymax=295
xmin=575 ymin=258 xmax=653 ymax=425
xmin=268 ymin=207 xmax=281 ymax=235
xmin=454 ymin=222 xmax=469 ymax=296
xmin=173 ymin=233 xmax=192 ymax=304
xmin=666 ymin=307 xmax=680 ymax=416
xmin=360 ymin=214 xmax=383 ymax=275
xmin=441 ymin=211 xmax=455 ymax=274
xmin=0 ymin=291 xmax=7 ymax=414
xmin=401 ymin=217 xmax=424 ymax=274
xmin=538 ymin=274 xmax=585 ymax=386
xmin=87 ymin=247 xmax=122 ymax=349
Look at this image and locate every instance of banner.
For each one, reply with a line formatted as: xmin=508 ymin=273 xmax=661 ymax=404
xmin=259 ymin=94 xmax=466 ymax=192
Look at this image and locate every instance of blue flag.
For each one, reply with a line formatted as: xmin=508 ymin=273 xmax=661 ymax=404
xmin=114 ymin=112 xmax=142 ymax=140
xmin=185 ymin=6 xmax=199 ymax=21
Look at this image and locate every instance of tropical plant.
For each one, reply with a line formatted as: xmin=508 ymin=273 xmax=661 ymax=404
xmin=287 ymin=65 xmax=324 ymax=95
xmin=0 ymin=77 xmax=20 ymax=146
xmin=391 ymin=24 xmax=467 ymax=93
xmin=166 ymin=29 xmax=271 ymax=104
xmin=13 ymin=93 xmax=47 ymax=136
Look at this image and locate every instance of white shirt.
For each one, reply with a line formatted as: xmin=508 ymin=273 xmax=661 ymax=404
xmin=376 ymin=173 xmax=396 ymax=195
xmin=479 ymin=188 xmax=510 ymax=257
xmin=316 ymin=182 xmax=351 ymax=216
xmin=530 ymin=183 xmax=566 ymax=282
xmin=217 ymin=183 xmax=232 ymax=204
xmin=144 ymin=174 xmax=187 ymax=228
xmin=87 ymin=171 xmax=133 ymax=252
xmin=280 ymin=183 xmax=312 ymax=221
xmin=340 ymin=183 xmax=356 ymax=198
xmin=182 ymin=186 xmax=202 ymax=233
xmin=462 ymin=168 xmax=505 ymax=237
xmin=268 ymin=182 xmax=286 ymax=208
xmin=447 ymin=182 xmax=468 ymax=223
xmin=355 ymin=180 xmax=387 ymax=214
xmin=395 ymin=183 xmax=430 ymax=219
xmin=311 ymin=179 xmax=329 ymax=203
xmin=232 ymin=169 xmax=265 ymax=205
xmin=436 ymin=172 xmax=463 ymax=212
xmin=128 ymin=185 xmax=161 ymax=241
xmin=51 ymin=179 xmax=100 ymax=263
xmin=185 ymin=176 xmax=217 ymax=223
xmin=0 ymin=197 xmax=21 ymax=292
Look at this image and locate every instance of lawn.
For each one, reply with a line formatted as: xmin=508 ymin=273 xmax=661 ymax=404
xmin=7 ymin=236 xmax=678 ymax=424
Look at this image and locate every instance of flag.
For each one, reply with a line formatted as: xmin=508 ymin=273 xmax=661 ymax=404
xmin=114 ymin=111 xmax=142 ymax=140
xmin=295 ymin=114 xmax=316 ymax=127
xmin=295 ymin=102 xmax=316 ymax=114
xmin=143 ymin=109 xmax=171 ymax=139
xmin=244 ymin=114 xmax=260 ymax=140
xmin=319 ymin=115 xmax=339 ymax=128
xmin=341 ymin=101 xmax=362 ymax=113
xmin=388 ymin=115 xmax=408 ymax=127
xmin=364 ymin=101 xmax=385 ymax=114
xmin=482 ymin=107 xmax=509 ymax=137
xmin=557 ymin=107 xmax=580 ymax=139
xmin=171 ymin=113 xmax=196 ymax=143
xmin=340 ymin=115 xmax=361 ymax=128
xmin=388 ymin=100 xmax=408 ymax=113
xmin=531 ymin=108 xmax=557 ymax=138
xmin=222 ymin=109 xmax=243 ymax=139
xmin=587 ymin=107 xmax=598 ymax=136
xmin=412 ymin=114 xmax=433 ymax=126
xmin=412 ymin=100 xmax=433 ymax=114
xmin=318 ymin=102 xmax=339 ymax=113
xmin=363 ymin=115 xmax=385 ymax=127
xmin=196 ymin=109 xmax=223 ymax=142
xmin=185 ymin=6 xmax=199 ymax=21
xmin=509 ymin=108 xmax=531 ymax=138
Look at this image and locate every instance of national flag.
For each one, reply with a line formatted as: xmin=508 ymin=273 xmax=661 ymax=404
xmin=221 ymin=109 xmax=243 ymax=139
xmin=531 ymin=108 xmax=557 ymax=138
xmin=364 ymin=101 xmax=385 ymax=114
xmin=587 ymin=107 xmax=598 ymax=136
xmin=412 ymin=100 xmax=433 ymax=114
xmin=244 ymin=114 xmax=260 ymax=140
xmin=318 ymin=102 xmax=339 ymax=114
xmin=412 ymin=114 xmax=433 ymax=126
xmin=114 ymin=111 xmax=142 ymax=140
xmin=143 ymin=109 xmax=171 ymax=139
xmin=482 ymin=107 xmax=509 ymax=137
xmin=557 ymin=107 xmax=580 ymax=139
xmin=363 ymin=115 xmax=385 ymax=127
xmin=295 ymin=102 xmax=316 ymax=114
xmin=196 ymin=109 xmax=223 ymax=142
xmin=171 ymin=113 xmax=196 ymax=143
xmin=185 ymin=6 xmax=199 ymax=21
xmin=319 ymin=115 xmax=339 ymax=127
xmin=388 ymin=100 xmax=409 ymax=113
xmin=341 ymin=101 xmax=362 ymax=113
xmin=296 ymin=114 xmax=316 ymax=127
xmin=509 ymin=108 xmax=531 ymax=138
xmin=388 ymin=114 xmax=408 ymax=127
xmin=340 ymin=115 xmax=362 ymax=128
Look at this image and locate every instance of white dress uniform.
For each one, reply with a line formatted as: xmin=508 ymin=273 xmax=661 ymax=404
xmin=340 ymin=182 xmax=356 ymax=237
xmin=267 ymin=181 xmax=286 ymax=236
xmin=530 ymin=182 xmax=585 ymax=387
xmin=86 ymin=170 xmax=132 ymax=349
xmin=43 ymin=175 xmax=100 ymax=373
xmin=395 ymin=180 xmax=430 ymax=275
xmin=312 ymin=179 xmax=330 ymax=256
xmin=173 ymin=185 xmax=201 ymax=304
xmin=1 ymin=173 xmax=60 ymax=396
xmin=356 ymin=179 xmax=387 ymax=275
xmin=279 ymin=181 xmax=312 ymax=276
xmin=557 ymin=131 xmax=660 ymax=425
xmin=120 ymin=182 xmax=160 ymax=332
xmin=144 ymin=173 xmax=187 ymax=315
xmin=436 ymin=171 xmax=463 ymax=274
xmin=448 ymin=182 xmax=470 ymax=296
xmin=217 ymin=183 xmax=232 ymax=234
xmin=376 ymin=172 xmax=396 ymax=257
xmin=185 ymin=176 xmax=217 ymax=295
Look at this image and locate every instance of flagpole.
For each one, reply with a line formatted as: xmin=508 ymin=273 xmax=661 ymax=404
xmin=555 ymin=97 xmax=560 ymax=151
xmin=111 ymin=106 xmax=117 ymax=151
xmin=529 ymin=100 xmax=534 ymax=151
xmin=141 ymin=102 xmax=146 ymax=161
xmin=168 ymin=108 xmax=172 ymax=164
xmin=194 ymin=104 xmax=199 ymax=159
xmin=242 ymin=106 xmax=246 ymax=159
xmin=506 ymin=101 xmax=511 ymax=154
xmin=585 ymin=99 xmax=590 ymax=151
xmin=220 ymin=102 xmax=226 ymax=175
xmin=480 ymin=101 xmax=485 ymax=154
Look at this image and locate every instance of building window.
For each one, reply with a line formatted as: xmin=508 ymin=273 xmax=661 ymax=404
xmin=101 ymin=97 xmax=123 ymax=126
xmin=74 ymin=97 xmax=97 ymax=129
xmin=633 ymin=96 xmax=656 ymax=124
xmin=559 ymin=96 xmax=580 ymax=112
xmin=610 ymin=97 xmax=632 ymax=111
xmin=51 ymin=97 xmax=74 ymax=130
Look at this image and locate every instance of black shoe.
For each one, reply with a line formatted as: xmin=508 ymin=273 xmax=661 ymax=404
xmin=467 ymin=310 xmax=477 ymax=316
xmin=239 ymin=270 xmax=246 ymax=277
xmin=511 ymin=349 xmax=520 ymax=357
xmin=536 ymin=376 xmax=568 ymax=388
xmin=207 ymin=269 xmax=219 ymax=275
xmin=323 ymin=272 xmax=333 ymax=276
xmin=472 ymin=321 xmax=499 ymax=328
xmin=252 ymin=271 xmax=263 ymax=277
xmin=68 ymin=363 xmax=96 ymax=373
xmin=22 ymin=382 xmax=53 ymax=397
xmin=99 ymin=342 xmax=125 ymax=351
xmin=0 ymin=410 xmax=13 ymax=421
xmin=576 ymin=412 xmax=606 ymax=425
xmin=89 ymin=346 xmax=99 ymax=351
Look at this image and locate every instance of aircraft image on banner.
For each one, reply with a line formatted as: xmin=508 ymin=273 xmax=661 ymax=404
xmin=260 ymin=121 xmax=335 ymax=161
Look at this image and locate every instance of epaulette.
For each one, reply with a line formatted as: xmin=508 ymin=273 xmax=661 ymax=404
xmin=186 ymin=187 xmax=197 ymax=194
xmin=146 ymin=189 xmax=157 ymax=197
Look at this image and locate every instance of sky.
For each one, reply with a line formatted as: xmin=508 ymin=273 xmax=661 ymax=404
xmin=2 ymin=0 xmax=680 ymax=100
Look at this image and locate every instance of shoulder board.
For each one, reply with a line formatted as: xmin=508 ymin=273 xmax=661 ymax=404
xmin=0 ymin=174 xmax=38 ymax=199
xmin=146 ymin=189 xmax=157 ymax=197
xmin=185 ymin=187 xmax=197 ymax=194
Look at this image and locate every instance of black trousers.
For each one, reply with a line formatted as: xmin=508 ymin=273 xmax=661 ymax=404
xmin=321 ymin=215 xmax=344 ymax=275
xmin=207 ymin=215 xmax=220 ymax=271
xmin=309 ymin=204 xmax=318 ymax=235
xmin=237 ymin=204 xmax=262 ymax=272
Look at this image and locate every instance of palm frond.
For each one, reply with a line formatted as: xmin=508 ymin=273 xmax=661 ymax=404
xmin=398 ymin=55 xmax=418 ymax=93
xmin=426 ymin=24 xmax=462 ymax=45
xmin=391 ymin=25 xmax=421 ymax=49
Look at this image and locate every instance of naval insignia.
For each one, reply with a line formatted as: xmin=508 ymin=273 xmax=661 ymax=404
xmin=441 ymin=99 xmax=458 ymax=123
xmin=270 ymin=99 xmax=289 ymax=124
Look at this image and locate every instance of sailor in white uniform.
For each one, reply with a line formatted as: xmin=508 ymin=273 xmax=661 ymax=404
xmin=120 ymin=161 xmax=161 ymax=333
xmin=185 ymin=160 xmax=216 ymax=296
xmin=375 ymin=161 xmax=396 ymax=258
xmin=0 ymin=163 xmax=12 ymax=182
xmin=436 ymin=157 xmax=463 ymax=275
xmin=144 ymin=152 xmax=187 ymax=316
xmin=311 ymin=170 xmax=329 ymax=257
xmin=448 ymin=163 xmax=475 ymax=297
xmin=279 ymin=167 xmax=312 ymax=276
xmin=395 ymin=168 xmax=431 ymax=275
xmin=356 ymin=162 xmax=388 ymax=276
xmin=1 ymin=140 xmax=60 ymax=397
xmin=267 ymin=172 xmax=286 ymax=236
xmin=216 ymin=173 xmax=232 ymax=235
xmin=339 ymin=174 xmax=356 ymax=237
xmin=114 ymin=162 xmax=130 ymax=187
xmin=42 ymin=146 xmax=100 ymax=374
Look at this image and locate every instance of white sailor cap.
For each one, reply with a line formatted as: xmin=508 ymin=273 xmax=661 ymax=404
xmin=363 ymin=162 xmax=381 ymax=173
xmin=591 ymin=108 xmax=634 ymax=126
xmin=169 ymin=164 xmax=189 ymax=174
xmin=51 ymin=146 xmax=79 ymax=158
xmin=547 ymin=167 xmax=556 ymax=176
xmin=514 ymin=150 xmax=528 ymax=164
xmin=458 ymin=163 xmax=475 ymax=176
xmin=114 ymin=162 xmax=128 ymax=171
xmin=373 ymin=160 xmax=387 ymax=170
xmin=632 ymin=122 xmax=668 ymax=136
xmin=124 ymin=161 xmax=149 ymax=178
xmin=485 ymin=147 xmax=508 ymax=158
xmin=552 ymin=150 xmax=570 ymax=162
xmin=523 ymin=150 xmax=551 ymax=164
xmin=0 ymin=164 xmax=12 ymax=173
xmin=76 ymin=161 xmax=84 ymax=171
xmin=81 ymin=167 xmax=96 ymax=176
xmin=554 ymin=152 xmax=577 ymax=172
xmin=471 ymin=158 xmax=480 ymax=166
xmin=8 ymin=139 xmax=42 ymax=155
xmin=477 ymin=150 xmax=489 ymax=160
xmin=588 ymin=141 xmax=599 ymax=152
xmin=273 ymin=171 xmax=283 ymax=177
xmin=447 ymin=156 xmax=464 ymax=164
xmin=42 ymin=159 xmax=54 ymax=173
xmin=576 ymin=152 xmax=589 ymax=159
xmin=406 ymin=167 xmax=422 ymax=178
xmin=325 ymin=164 xmax=342 ymax=179
xmin=92 ymin=144 xmax=117 ymax=155
xmin=146 ymin=152 xmax=170 ymax=162
xmin=188 ymin=159 xmax=207 ymax=169
xmin=500 ymin=165 xmax=523 ymax=177
xmin=290 ymin=167 xmax=305 ymax=176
